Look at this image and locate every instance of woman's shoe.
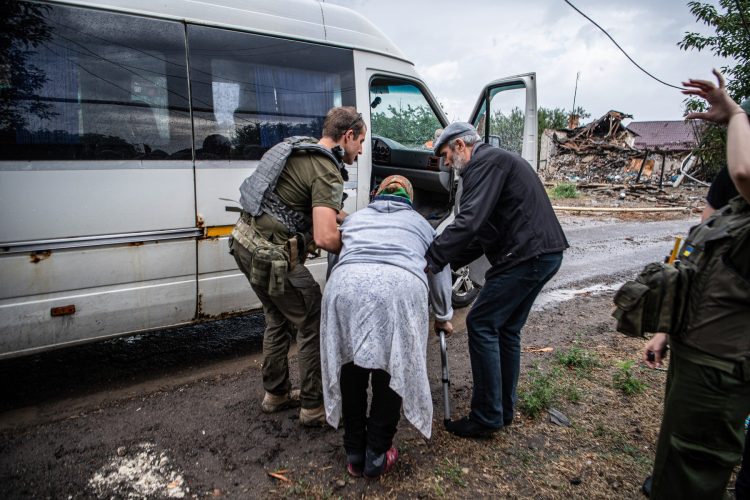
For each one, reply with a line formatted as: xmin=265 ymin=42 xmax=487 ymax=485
xmin=363 ymin=446 xmax=398 ymax=478
xmin=346 ymin=452 xmax=364 ymax=478
xmin=347 ymin=462 xmax=363 ymax=477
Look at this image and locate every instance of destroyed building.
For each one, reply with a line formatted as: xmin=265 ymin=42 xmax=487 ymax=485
xmin=539 ymin=111 xmax=699 ymax=186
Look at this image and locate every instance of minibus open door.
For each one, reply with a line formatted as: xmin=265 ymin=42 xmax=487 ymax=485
xmin=462 ymin=72 xmax=538 ymax=288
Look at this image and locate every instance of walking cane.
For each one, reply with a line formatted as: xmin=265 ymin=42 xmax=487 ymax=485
xmin=439 ymin=329 xmax=451 ymax=426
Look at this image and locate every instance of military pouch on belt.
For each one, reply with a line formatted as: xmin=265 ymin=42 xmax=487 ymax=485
xmin=232 ymin=213 xmax=291 ymax=296
xmin=612 ymin=261 xmax=691 ymax=337
xmin=250 ymin=245 xmax=288 ymax=296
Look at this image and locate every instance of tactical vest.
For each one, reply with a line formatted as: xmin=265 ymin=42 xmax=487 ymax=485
xmin=677 ymin=196 xmax=750 ymax=361
xmin=238 ymin=136 xmax=343 ymax=235
xmin=613 ymin=196 xmax=750 ymax=362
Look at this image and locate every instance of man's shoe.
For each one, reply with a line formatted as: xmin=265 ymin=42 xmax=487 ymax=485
xmin=444 ymin=416 xmax=498 ymax=438
xmin=299 ymin=405 xmax=327 ymax=427
xmin=261 ymin=389 xmax=300 ymax=413
xmin=363 ymin=447 xmax=398 ymax=478
xmin=641 ymin=475 xmax=652 ymax=497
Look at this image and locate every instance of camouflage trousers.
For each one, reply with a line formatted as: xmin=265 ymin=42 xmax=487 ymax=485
xmin=650 ymin=343 xmax=750 ymax=500
xmin=230 ymin=237 xmax=323 ymax=409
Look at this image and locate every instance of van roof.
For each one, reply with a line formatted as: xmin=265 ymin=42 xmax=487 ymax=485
xmin=53 ymin=0 xmax=410 ymax=63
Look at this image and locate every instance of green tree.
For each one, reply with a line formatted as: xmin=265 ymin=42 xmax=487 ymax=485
xmin=538 ymin=107 xmax=568 ymax=133
xmin=489 ymin=106 xmax=525 ymax=154
xmin=679 ymin=0 xmax=750 ymax=175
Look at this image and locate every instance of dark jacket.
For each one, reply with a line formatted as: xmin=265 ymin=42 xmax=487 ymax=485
xmin=426 ymin=142 xmax=568 ymax=277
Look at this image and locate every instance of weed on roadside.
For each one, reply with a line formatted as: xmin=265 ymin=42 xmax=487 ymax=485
xmin=434 ymin=458 xmax=467 ymax=488
xmin=564 ymin=384 xmax=581 ymax=403
xmin=556 ymin=344 xmax=599 ymax=376
xmin=551 ymin=182 xmax=578 ymax=199
xmin=518 ymin=366 xmax=560 ymax=418
xmin=613 ymin=360 xmax=647 ymax=395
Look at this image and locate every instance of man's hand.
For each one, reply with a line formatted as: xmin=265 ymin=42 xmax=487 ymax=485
xmin=434 ymin=320 xmax=454 ymax=336
xmin=643 ymin=333 xmax=668 ymax=369
xmin=682 ymin=69 xmax=745 ymax=124
xmin=336 ymin=210 xmax=349 ymax=225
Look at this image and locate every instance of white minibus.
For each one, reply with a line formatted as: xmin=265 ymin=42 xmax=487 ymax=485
xmin=0 ymin=0 xmax=537 ymax=358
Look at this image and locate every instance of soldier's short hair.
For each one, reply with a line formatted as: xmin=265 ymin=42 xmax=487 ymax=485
xmin=322 ymin=106 xmax=365 ymax=140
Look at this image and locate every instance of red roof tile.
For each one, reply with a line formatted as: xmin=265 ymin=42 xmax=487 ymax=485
xmin=626 ymin=121 xmax=698 ymax=152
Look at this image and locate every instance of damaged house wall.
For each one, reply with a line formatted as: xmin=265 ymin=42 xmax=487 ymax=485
xmin=539 ymin=111 xmax=698 ymax=185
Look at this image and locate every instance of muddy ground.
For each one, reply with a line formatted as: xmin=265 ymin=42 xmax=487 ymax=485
xmin=2 ymin=290 xmax=673 ymax=500
xmin=2 ymin=185 xmax=735 ymax=499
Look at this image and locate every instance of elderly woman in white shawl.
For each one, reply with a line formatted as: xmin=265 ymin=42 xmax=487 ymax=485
xmin=321 ymin=175 xmax=454 ymax=479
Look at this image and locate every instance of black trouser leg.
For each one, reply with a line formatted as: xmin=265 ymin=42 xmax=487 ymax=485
xmin=340 ymin=362 xmax=368 ymax=457
xmin=367 ymin=369 xmax=402 ymax=455
xmin=737 ymin=429 xmax=750 ymax=500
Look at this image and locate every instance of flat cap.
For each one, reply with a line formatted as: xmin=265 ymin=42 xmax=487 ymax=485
xmin=433 ymin=121 xmax=477 ymax=155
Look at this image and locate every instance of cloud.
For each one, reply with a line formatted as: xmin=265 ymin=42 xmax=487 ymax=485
xmin=327 ymin=0 xmax=729 ymax=120
xmin=418 ymin=60 xmax=460 ymax=83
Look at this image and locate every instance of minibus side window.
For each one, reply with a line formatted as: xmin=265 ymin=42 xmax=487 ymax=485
xmin=0 ymin=2 xmax=192 ymax=161
xmin=187 ymin=26 xmax=355 ymax=160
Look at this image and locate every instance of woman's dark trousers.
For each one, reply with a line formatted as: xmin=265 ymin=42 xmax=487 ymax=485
xmin=340 ymin=362 xmax=402 ymax=456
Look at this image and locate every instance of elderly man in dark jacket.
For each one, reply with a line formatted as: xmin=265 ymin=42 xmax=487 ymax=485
xmin=426 ymin=122 xmax=568 ymax=438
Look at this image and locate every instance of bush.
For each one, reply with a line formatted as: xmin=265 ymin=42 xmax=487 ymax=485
xmin=613 ymin=361 xmax=647 ymax=395
xmin=552 ymin=182 xmax=578 ymax=199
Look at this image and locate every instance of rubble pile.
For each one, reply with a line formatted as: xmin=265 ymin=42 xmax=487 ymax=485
xmin=541 ymin=111 xmax=691 ymax=186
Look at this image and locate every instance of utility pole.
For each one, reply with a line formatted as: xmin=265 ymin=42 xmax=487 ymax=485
xmin=568 ymin=71 xmax=581 ymax=129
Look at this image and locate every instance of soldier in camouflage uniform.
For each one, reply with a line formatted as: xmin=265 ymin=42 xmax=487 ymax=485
xmin=230 ymin=107 xmax=366 ymax=426
xmin=642 ymin=71 xmax=750 ymax=499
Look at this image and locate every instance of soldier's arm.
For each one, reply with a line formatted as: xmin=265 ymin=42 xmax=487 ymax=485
xmin=312 ymin=206 xmax=342 ymax=254
xmin=727 ymin=111 xmax=750 ymax=203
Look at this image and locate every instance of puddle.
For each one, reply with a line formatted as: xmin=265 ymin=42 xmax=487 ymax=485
xmin=532 ymin=282 xmax=623 ymax=311
xmin=88 ymin=442 xmax=187 ymax=499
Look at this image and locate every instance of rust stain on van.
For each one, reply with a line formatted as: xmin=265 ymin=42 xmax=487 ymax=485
xmin=30 ymin=251 xmax=52 ymax=263
xmin=128 ymin=241 xmax=145 ymax=246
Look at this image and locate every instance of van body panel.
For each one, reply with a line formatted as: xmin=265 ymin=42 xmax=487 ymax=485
xmin=195 ymin=162 xmax=251 ymax=227
xmin=57 ymin=0 xmax=407 ymax=61
xmin=0 ymin=239 xmax=197 ymax=357
xmin=0 ymin=163 xmax=195 ymax=243
xmin=0 ymin=240 xmax=195 ymax=299
xmin=0 ymin=275 xmax=197 ymax=357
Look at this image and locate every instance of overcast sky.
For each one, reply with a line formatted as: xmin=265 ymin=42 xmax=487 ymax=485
xmin=327 ymin=0 xmax=730 ymax=123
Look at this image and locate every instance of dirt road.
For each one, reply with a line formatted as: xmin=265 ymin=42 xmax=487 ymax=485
xmin=0 ymin=214 xmax=711 ymax=499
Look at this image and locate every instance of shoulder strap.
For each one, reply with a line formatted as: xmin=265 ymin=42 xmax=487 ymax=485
xmin=238 ymin=136 xmax=343 ymax=234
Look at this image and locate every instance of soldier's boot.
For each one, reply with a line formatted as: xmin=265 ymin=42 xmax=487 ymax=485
xmin=299 ymin=405 xmax=327 ymax=427
xmin=261 ymin=389 xmax=300 ymax=413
